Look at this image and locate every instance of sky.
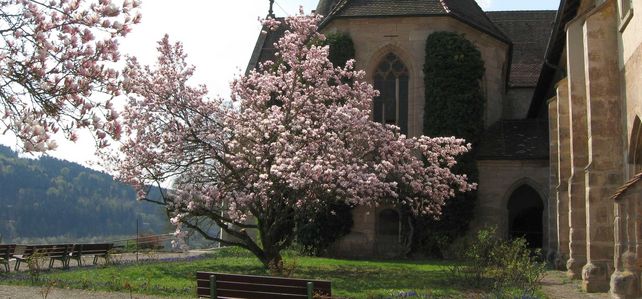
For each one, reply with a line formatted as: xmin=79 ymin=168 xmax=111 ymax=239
xmin=0 ymin=0 xmax=561 ymax=168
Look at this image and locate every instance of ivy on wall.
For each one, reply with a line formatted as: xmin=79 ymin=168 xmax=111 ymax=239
xmin=415 ymin=31 xmax=485 ymax=257
xmin=321 ymin=32 xmax=356 ymax=67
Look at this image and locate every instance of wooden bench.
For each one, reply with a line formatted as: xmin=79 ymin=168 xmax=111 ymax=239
xmin=68 ymin=243 xmax=114 ymax=266
xmin=12 ymin=245 xmax=33 ymax=271
xmin=0 ymin=244 xmax=15 ymax=272
xmin=196 ymin=272 xmax=332 ymax=299
xmin=13 ymin=244 xmax=73 ymax=270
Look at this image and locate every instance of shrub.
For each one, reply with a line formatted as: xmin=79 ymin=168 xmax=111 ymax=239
xmin=450 ymin=227 xmax=546 ymax=297
xmin=27 ymin=250 xmax=48 ymax=283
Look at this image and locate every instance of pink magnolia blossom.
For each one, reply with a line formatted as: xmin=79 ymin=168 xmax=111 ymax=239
xmin=113 ymin=11 xmax=475 ymax=268
xmin=0 ymin=0 xmax=141 ymax=151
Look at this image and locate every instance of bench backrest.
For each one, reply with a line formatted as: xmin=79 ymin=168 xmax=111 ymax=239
xmin=28 ymin=244 xmax=73 ymax=258
xmin=71 ymin=243 xmax=114 ymax=256
xmin=13 ymin=245 xmax=34 ymax=257
xmin=0 ymin=244 xmax=15 ymax=259
xmin=196 ymin=272 xmax=331 ymax=299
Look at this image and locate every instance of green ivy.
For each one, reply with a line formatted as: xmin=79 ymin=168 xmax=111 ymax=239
xmin=321 ymin=33 xmax=355 ymax=67
xmin=423 ymin=31 xmax=485 ymax=140
xmin=415 ymin=31 xmax=485 ymax=257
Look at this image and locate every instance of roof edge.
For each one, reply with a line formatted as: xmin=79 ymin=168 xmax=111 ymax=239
xmin=320 ymin=13 xmax=512 ymax=45
xmin=245 ymin=29 xmax=269 ymax=75
xmin=527 ymin=0 xmax=581 ymax=118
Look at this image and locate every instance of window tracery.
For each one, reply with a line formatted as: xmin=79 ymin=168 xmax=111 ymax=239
xmin=373 ymin=53 xmax=409 ymax=134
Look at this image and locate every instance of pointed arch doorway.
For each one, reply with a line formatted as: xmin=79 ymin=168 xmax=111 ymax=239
xmin=507 ymin=185 xmax=544 ymax=248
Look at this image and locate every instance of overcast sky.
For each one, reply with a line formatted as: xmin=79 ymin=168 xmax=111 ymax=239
xmin=0 ymin=0 xmax=561 ymax=168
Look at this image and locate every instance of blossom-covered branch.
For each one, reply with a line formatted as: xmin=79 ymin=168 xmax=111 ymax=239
xmin=0 ymin=0 xmax=141 ymax=151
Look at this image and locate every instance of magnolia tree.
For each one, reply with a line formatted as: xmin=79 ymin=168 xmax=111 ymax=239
xmin=0 ymin=0 xmax=141 ymax=152
xmin=115 ymin=13 xmax=475 ymax=268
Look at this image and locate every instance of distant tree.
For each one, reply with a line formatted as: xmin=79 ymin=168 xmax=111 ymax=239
xmin=114 ymin=12 xmax=475 ymax=271
xmin=0 ymin=145 xmax=168 ymax=241
xmin=0 ymin=0 xmax=141 ymax=152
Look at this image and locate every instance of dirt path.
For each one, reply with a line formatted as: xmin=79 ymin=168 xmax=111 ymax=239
xmin=541 ymin=271 xmax=610 ymax=299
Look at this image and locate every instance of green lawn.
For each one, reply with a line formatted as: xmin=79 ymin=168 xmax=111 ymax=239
xmin=0 ymin=247 xmax=465 ymax=298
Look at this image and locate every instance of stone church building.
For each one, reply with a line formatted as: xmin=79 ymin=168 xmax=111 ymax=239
xmin=249 ymin=0 xmax=556 ymax=258
xmin=249 ymin=0 xmax=642 ymax=296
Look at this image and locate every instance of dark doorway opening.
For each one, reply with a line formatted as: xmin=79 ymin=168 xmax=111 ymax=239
xmin=507 ymin=185 xmax=544 ymax=248
xmin=376 ymin=209 xmax=401 ymax=256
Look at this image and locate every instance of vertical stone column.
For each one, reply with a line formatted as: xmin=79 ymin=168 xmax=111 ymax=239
xmin=556 ymin=78 xmax=572 ymax=269
xmin=548 ymin=98 xmax=561 ymax=267
xmin=627 ymin=189 xmax=642 ymax=278
xmin=566 ymin=19 xmax=588 ymax=280
xmin=609 ymin=195 xmax=638 ymax=298
xmin=581 ymin=0 xmax=623 ymax=292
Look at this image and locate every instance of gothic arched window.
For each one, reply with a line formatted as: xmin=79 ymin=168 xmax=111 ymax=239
xmin=373 ymin=53 xmax=409 ymax=134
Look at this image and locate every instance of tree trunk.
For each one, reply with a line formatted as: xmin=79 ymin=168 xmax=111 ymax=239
xmin=260 ymin=249 xmax=284 ymax=274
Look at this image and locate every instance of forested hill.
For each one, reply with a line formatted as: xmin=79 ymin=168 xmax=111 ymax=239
xmin=0 ymin=145 xmax=170 ymax=243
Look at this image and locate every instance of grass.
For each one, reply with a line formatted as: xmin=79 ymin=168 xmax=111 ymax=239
xmin=0 ymin=247 xmax=465 ymax=298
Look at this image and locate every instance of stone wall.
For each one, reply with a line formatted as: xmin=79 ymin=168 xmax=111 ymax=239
xmin=327 ymin=205 xmax=375 ymax=258
xmin=323 ymin=16 xmax=510 ymax=136
xmin=471 ymin=160 xmax=549 ymax=238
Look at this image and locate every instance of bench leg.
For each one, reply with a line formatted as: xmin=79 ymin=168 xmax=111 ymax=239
xmin=210 ymin=274 xmax=217 ymax=299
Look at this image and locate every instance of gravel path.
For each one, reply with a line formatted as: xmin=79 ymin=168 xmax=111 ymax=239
xmin=541 ymin=271 xmax=610 ymax=299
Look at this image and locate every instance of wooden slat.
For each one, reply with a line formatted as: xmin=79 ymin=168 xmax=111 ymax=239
xmin=197 ymin=280 xmax=308 ymax=294
xmin=37 ymin=244 xmax=72 ymax=257
xmin=196 ymin=281 xmax=331 ymax=295
xmin=196 ymin=272 xmax=331 ymax=289
xmin=69 ymin=243 xmax=113 ymax=257
xmin=79 ymin=243 xmax=113 ymax=251
xmin=196 ymin=287 xmax=308 ymax=299
xmin=196 ymin=272 xmax=332 ymax=299
xmin=196 ymin=279 xmax=331 ymax=294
